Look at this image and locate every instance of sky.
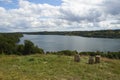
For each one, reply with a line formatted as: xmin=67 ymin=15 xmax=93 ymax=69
xmin=0 ymin=0 xmax=120 ymax=32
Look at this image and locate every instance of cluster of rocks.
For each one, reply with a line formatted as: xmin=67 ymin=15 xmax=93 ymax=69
xmin=74 ymin=54 xmax=101 ymax=64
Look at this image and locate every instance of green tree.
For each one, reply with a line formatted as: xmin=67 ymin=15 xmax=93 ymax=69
xmin=23 ymin=40 xmax=34 ymax=55
xmin=16 ymin=44 xmax=24 ymax=55
xmin=23 ymin=40 xmax=44 ymax=55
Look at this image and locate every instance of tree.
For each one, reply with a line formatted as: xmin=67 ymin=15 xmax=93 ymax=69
xmin=23 ymin=40 xmax=44 ymax=55
xmin=16 ymin=44 xmax=24 ymax=55
xmin=23 ymin=40 xmax=34 ymax=55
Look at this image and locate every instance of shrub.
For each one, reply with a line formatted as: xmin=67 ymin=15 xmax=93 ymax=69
xmin=57 ymin=50 xmax=77 ymax=56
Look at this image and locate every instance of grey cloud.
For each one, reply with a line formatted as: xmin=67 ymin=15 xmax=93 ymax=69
xmin=0 ymin=27 xmax=11 ymax=32
xmin=102 ymin=0 xmax=120 ymax=15
xmin=60 ymin=7 xmax=102 ymax=23
xmin=111 ymin=20 xmax=120 ymax=24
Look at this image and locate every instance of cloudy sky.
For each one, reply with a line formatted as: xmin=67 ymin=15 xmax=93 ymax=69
xmin=0 ymin=0 xmax=120 ymax=32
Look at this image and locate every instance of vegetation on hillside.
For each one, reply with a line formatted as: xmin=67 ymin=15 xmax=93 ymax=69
xmin=0 ymin=33 xmax=23 ymax=54
xmin=0 ymin=33 xmax=44 ymax=55
xmin=46 ymin=50 xmax=120 ymax=59
xmin=0 ymin=54 xmax=120 ymax=80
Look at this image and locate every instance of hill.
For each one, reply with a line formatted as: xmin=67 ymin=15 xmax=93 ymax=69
xmin=21 ymin=29 xmax=120 ymax=38
xmin=0 ymin=54 xmax=120 ymax=80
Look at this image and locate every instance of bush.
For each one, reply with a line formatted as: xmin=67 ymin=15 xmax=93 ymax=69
xmin=106 ymin=52 xmax=120 ymax=59
xmin=57 ymin=50 xmax=77 ymax=56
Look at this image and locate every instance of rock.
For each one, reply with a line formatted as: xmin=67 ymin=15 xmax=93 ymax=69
xmin=88 ymin=56 xmax=94 ymax=64
xmin=74 ymin=54 xmax=80 ymax=62
xmin=95 ymin=55 xmax=101 ymax=63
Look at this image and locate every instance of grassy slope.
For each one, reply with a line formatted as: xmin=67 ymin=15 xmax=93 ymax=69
xmin=0 ymin=54 xmax=120 ymax=80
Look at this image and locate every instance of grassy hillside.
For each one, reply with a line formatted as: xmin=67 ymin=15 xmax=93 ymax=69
xmin=0 ymin=54 xmax=120 ymax=80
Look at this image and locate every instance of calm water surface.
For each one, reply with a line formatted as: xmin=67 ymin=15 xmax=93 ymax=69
xmin=19 ymin=35 xmax=120 ymax=52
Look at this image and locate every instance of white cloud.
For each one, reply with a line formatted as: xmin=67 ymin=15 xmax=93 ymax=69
xmin=0 ymin=0 xmax=120 ymax=32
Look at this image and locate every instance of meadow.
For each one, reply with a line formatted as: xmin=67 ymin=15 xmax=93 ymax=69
xmin=0 ymin=54 xmax=120 ymax=80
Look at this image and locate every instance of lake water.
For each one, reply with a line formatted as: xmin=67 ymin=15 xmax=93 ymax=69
xmin=19 ymin=35 xmax=120 ymax=52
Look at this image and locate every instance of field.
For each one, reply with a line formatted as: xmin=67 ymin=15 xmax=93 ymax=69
xmin=0 ymin=54 xmax=120 ymax=80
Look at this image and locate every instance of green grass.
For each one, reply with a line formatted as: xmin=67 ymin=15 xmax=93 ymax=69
xmin=0 ymin=54 xmax=120 ymax=80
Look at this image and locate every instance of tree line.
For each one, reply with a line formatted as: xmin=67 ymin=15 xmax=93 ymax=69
xmin=22 ymin=29 xmax=120 ymax=38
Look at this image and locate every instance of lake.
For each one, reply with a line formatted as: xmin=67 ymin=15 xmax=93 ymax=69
xmin=19 ymin=35 xmax=120 ymax=52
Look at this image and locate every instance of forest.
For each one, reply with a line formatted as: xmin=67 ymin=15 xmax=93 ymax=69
xmin=0 ymin=33 xmax=44 ymax=55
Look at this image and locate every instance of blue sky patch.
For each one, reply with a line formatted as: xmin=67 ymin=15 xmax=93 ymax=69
xmin=29 ymin=0 xmax=62 ymax=6
xmin=0 ymin=0 xmax=18 ymax=9
xmin=0 ymin=0 xmax=62 ymax=9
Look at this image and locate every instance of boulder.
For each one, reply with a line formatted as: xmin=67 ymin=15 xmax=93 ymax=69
xmin=74 ymin=54 xmax=80 ymax=62
xmin=95 ymin=55 xmax=101 ymax=63
xmin=88 ymin=56 xmax=94 ymax=64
